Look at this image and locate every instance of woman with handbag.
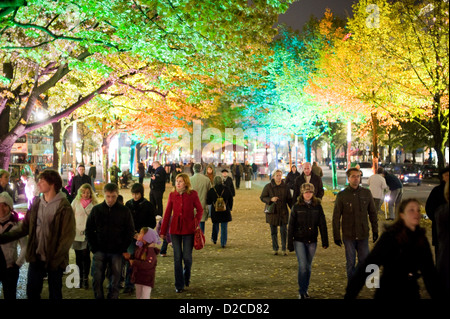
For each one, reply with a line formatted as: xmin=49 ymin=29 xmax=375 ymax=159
xmin=160 ymin=173 xmax=203 ymax=293
xmin=207 ymin=176 xmax=233 ymax=248
xmin=260 ymin=169 xmax=293 ymax=255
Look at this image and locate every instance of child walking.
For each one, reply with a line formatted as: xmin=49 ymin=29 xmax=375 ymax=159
xmin=125 ymin=227 xmax=160 ymax=299
xmin=287 ymin=183 xmax=329 ymax=299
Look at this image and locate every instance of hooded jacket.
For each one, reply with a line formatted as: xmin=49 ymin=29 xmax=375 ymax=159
xmin=0 ymin=192 xmax=75 ymax=271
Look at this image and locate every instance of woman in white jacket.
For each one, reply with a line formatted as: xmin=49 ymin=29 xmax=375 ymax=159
xmin=0 ymin=192 xmax=27 ymax=299
xmin=71 ymin=183 xmax=98 ymax=289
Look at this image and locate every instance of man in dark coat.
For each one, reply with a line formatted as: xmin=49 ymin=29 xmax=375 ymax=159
xmin=86 ymin=183 xmax=134 ymax=299
xmin=88 ymin=162 xmax=97 ymax=188
xmin=425 ymin=167 xmax=449 ymax=256
xmin=149 ymin=161 xmax=166 ymax=218
xmin=293 ymin=162 xmax=324 ymax=203
xmin=71 ymin=164 xmax=91 ymax=198
xmin=333 ymin=168 xmax=378 ymax=281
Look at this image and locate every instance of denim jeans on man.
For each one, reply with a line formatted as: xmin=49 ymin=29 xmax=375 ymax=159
xmin=171 ymin=234 xmax=194 ymax=290
xmin=343 ymin=239 xmax=369 ymax=280
xmin=212 ymin=222 xmax=228 ymax=247
xmin=27 ymin=260 xmax=63 ymax=299
xmin=270 ymin=224 xmax=287 ymax=252
xmin=91 ymin=251 xmax=123 ymax=299
xmin=294 ymin=241 xmax=317 ymax=295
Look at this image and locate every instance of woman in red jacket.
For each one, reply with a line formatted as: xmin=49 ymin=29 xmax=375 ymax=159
xmin=160 ymin=173 xmax=203 ymax=293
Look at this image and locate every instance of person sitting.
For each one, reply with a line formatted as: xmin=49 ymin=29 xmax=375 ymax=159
xmin=120 ymin=170 xmax=134 ymax=189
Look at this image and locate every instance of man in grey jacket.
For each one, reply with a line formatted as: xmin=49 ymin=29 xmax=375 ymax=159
xmin=190 ymin=163 xmax=212 ymax=233
xmin=0 ymin=169 xmax=75 ymax=299
xmin=333 ymin=168 xmax=378 ymax=281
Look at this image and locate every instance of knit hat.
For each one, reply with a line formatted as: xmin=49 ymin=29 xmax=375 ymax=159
xmin=0 ymin=192 xmax=14 ymax=210
xmin=141 ymin=228 xmax=161 ymax=246
xmin=300 ymin=183 xmax=315 ymax=194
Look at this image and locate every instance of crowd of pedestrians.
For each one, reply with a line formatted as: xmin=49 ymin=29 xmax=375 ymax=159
xmin=0 ymin=160 xmax=448 ymax=301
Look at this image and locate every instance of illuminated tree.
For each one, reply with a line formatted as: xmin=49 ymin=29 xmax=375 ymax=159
xmin=0 ymin=0 xmax=293 ymax=169
xmin=310 ymin=1 xmax=449 ymax=169
xmin=237 ymin=22 xmax=341 ymax=164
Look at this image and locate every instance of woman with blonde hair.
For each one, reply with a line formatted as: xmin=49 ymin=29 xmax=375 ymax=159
xmin=160 ymin=173 xmax=203 ymax=293
xmin=72 ymin=183 xmax=98 ymax=289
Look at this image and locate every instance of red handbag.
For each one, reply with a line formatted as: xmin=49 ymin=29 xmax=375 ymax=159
xmin=194 ymin=221 xmax=205 ymax=250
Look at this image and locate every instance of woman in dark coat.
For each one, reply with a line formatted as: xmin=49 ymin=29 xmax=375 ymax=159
xmin=288 ymin=183 xmax=328 ymax=299
xmin=285 ymin=165 xmax=300 ymax=193
xmin=345 ymin=198 xmax=438 ymax=299
xmin=260 ymin=169 xmax=293 ymax=255
xmin=207 ymin=176 xmax=233 ymax=248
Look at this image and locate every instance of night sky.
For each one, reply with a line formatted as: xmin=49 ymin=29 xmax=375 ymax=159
xmin=277 ymin=0 xmax=357 ymax=32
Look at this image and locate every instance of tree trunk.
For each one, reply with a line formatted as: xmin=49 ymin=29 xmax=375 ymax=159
xmin=303 ymin=135 xmax=312 ymax=163
xmin=371 ymin=112 xmax=379 ymax=173
xmin=430 ymin=95 xmax=448 ymax=170
xmin=52 ymin=121 xmax=61 ymax=170
xmin=102 ymin=139 xmax=109 ymax=183
xmin=0 ymin=139 xmax=14 ymax=169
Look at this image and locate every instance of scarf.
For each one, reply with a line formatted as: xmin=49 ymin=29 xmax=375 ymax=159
xmin=80 ymin=198 xmax=92 ymax=209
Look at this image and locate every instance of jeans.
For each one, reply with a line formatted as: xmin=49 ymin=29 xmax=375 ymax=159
xmin=294 ymin=241 xmax=317 ymax=295
xmin=74 ymin=248 xmax=91 ymax=282
xmin=211 ymin=222 xmax=228 ymax=247
xmin=388 ymin=188 xmax=403 ymax=219
xmin=270 ymin=224 xmax=287 ymax=252
xmin=27 ymin=260 xmax=63 ymax=299
xmin=373 ymin=198 xmax=383 ymax=214
xmin=124 ymin=242 xmax=136 ymax=289
xmin=235 ymin=175 xmax=241 ymax=189
xmin=91 ymin=251 xmax=123 ymax=299
xmin=171 ymin=234 xmax=194 ymax=290
xmin=343 ymin=239 xmax=369 ymax=280
xmin=160 ymin=239 xmax=169 ymax=255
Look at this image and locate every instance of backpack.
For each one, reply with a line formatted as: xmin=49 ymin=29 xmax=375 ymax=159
xmin=214 ymin=188 xmax=226 ymax=212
